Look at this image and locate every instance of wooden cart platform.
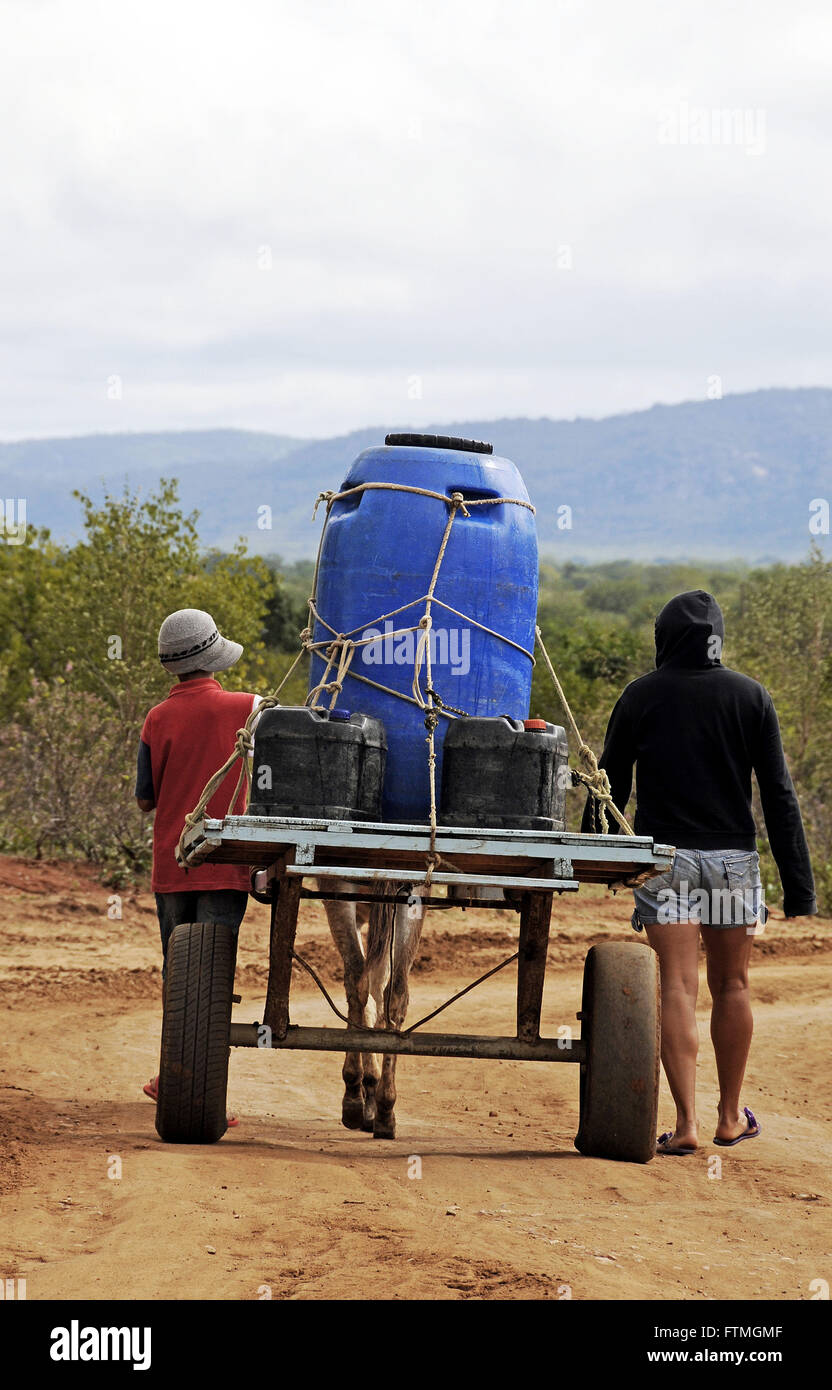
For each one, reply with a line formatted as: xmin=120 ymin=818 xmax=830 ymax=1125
xmin=177 ymin=814 xmax=670 ymax=1051
xmin=180 ymin=814 xmax=674 ymax=891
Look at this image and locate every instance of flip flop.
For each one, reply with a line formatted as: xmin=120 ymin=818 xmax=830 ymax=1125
xmin=656 ymin=1130 xmax=697 ymax=1156
xmin=713 ymin=1106 xmax=760 ymax=1147
xmin=143 ymin=1074 xmax=239 ymax=1127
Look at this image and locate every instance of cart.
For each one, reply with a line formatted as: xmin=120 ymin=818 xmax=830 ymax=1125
xmin=158 ymin=815 xmax=672 ymax=1163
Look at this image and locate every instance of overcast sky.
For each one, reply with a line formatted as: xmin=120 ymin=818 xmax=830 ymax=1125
xmin=1 ymin=0 xmax=831 ymax=440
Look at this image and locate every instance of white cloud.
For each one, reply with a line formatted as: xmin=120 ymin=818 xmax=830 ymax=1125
xmin=1 ymin=0 xmax=831 ymax=438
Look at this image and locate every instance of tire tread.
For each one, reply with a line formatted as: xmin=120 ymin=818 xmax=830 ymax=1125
xmin=575 ymin=941 xmax=660 ymax=1163
xmin=155 ymin=922 xmax=234 ymax=1144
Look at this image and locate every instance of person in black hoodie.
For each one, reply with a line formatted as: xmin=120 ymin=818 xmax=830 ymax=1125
xmin=582 ymin=590 xmax=816 ymax=1155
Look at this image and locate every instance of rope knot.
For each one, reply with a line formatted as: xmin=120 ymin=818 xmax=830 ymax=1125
xmin=312 ymin=489 xmax=335 ymax=519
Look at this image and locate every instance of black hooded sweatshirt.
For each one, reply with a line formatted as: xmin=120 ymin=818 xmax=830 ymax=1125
xmin=580 ymin=590 xmax=817 ymax=917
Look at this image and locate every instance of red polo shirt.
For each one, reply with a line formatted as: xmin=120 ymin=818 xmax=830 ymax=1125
xmin=138 ymin=678 xmax=257 ymax=893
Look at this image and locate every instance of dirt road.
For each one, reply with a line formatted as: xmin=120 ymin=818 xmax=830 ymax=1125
xmin=1 ymin=855 xmax=829 ymax=1300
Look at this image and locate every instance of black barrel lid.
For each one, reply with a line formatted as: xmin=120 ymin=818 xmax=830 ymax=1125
xmin=385 ymin=432 xmax=493 ymax=455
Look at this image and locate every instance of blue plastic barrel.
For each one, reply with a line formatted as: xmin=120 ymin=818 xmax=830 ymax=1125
xmin=308 ymin=435 xmax=538 ymax=822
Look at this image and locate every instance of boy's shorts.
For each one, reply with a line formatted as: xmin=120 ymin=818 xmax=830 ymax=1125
xmin=155 ymin=889 xmax=248 ymax=977
xmin=631 ymin=847 xmax=765 ymax=931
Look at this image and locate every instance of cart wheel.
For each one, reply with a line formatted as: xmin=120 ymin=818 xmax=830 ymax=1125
xmin=574 ymin=941 xmax=660 ymax=1163
xmin=155 ymin=921 xmax=235 ymax=1144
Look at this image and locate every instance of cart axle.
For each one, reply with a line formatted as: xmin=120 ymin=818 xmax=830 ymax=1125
xmin=230 ymin=1021 xmax=585 ymax=1063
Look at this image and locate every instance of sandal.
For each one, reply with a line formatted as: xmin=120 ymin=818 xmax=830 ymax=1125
xmin=143 ymin=1074 xmax=239 ymax=1127
xmin=713 ymin=1106 xmax=760 ymax=1147
xmin=656 ymin=1130 xmax=697 ymax=1155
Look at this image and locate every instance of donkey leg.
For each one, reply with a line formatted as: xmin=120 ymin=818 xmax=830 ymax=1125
xmin=356 ymin=969 xmax=381 ymax=1131
xmin=364 ymin=896 xmax=395 ymax=1138
xmin=367 ymin=896 xmax=425 ymax=1140
xmin=360 ymin=894 xmax=391 ymax=1134
xmin=354 ymin=894 xmax=381 ymax=1127
xmin=323 ymin=894 xmax=368 ymax=1130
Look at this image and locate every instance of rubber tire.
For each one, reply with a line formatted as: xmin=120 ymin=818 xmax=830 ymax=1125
xmin=155 ymin=922 xmax=235 ymax=1144
xmin=574 ymin=941 xmax=660 ymax=1163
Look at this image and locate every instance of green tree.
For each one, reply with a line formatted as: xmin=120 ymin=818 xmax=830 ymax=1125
xmin=530 ymin=612 xmax=653 ymax=806
xmin=0 ymin=681 xmax=152 ymax=876
xmin=0 ymin=527 xmax=64 ymax=712
xmin=0 ymin=481 xmax=277 ymax=876
xmin=37 ymin=480 xmax=276 ymax=726
xmin=727 ymin=545 xmax=832 ymax=911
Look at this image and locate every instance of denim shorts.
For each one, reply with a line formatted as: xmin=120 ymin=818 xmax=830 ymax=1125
xmin=631 ymin=848 xmax=765 ymax=930
xmin=155 ymin=890 xmax=248 ymax=977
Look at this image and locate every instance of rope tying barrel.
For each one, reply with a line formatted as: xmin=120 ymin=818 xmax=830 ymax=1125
xmin=176 ymin=482 xmax=633 ymax=868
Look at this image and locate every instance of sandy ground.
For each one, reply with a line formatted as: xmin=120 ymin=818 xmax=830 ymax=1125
xmin=0 ymin=854 xmax=829 ymax=1302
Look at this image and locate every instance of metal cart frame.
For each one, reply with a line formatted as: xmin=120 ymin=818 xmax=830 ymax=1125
xmin=180 ymin=814 xmax=671 ymax=1067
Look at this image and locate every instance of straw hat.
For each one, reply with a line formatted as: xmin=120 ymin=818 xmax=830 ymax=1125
xmin=158 ymin=609 xmax=243 ymax=675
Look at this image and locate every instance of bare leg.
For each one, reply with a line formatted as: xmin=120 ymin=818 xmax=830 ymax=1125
xmin=645 ymin=920 xmax=702 ymax=1150
xmin=701 ymin=924 xmax=754 ymax=1141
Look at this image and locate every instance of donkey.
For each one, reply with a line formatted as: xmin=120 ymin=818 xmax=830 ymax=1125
xmin=321 ymin=884 xmax=426 ymax=1140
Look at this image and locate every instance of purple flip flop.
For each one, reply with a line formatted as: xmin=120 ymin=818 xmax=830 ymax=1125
xmin=656 ymin=1130 xmax=697 ymax=1156
xmin=713 ymin=1106 xmax=760 ymax=1147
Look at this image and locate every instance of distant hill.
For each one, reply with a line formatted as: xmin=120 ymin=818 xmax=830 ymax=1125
xmin=2 ymin=389 xmax=830 ymax=561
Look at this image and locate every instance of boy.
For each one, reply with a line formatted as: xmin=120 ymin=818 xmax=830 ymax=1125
xmin=135 ymin=608 xmax=260 ymax=1116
